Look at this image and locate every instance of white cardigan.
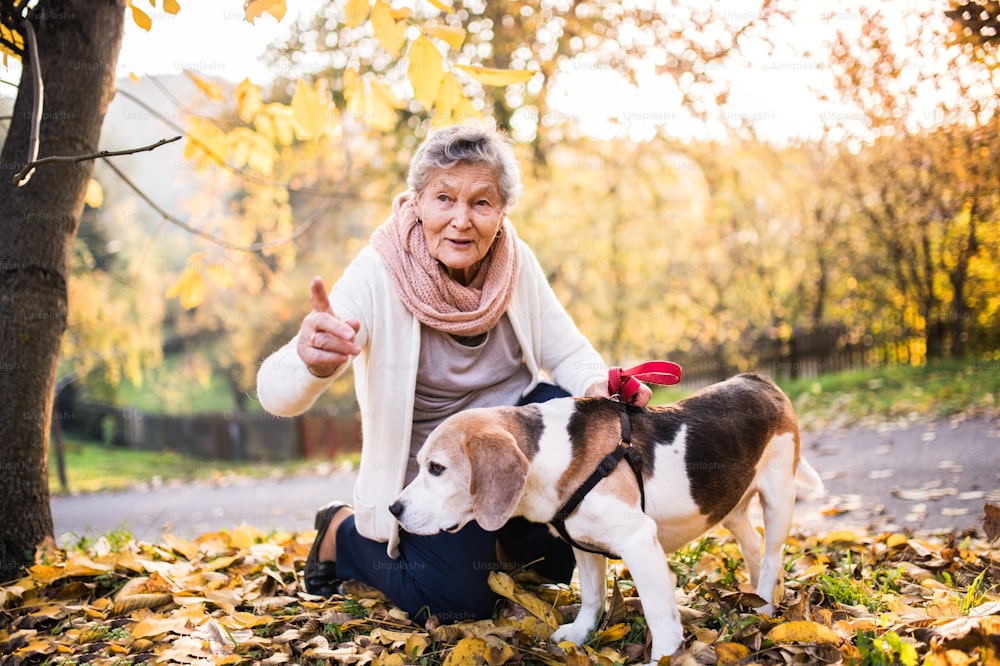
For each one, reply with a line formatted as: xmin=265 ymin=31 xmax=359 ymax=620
xmin=256 ymin=240 xmax=608 ymax=556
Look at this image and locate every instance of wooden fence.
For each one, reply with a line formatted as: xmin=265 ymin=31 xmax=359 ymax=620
xmin=60 ymin=326 xmax=921 ymax=461
xmin=670 ymin=325 xmax=923 ymax=388
xmin=62 ymin=403 xmax=361 ymax=463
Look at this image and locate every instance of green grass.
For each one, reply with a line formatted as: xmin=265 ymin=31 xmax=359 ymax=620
xmin=109 ymin=356 xmax=254 ymax=414
xmin=48 ymin=434 xmax=329 ymax=495
xmin=651 ymin=358 xmax=1000 ymax=428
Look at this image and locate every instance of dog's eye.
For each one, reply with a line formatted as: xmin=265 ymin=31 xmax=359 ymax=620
xmin=428 ymin=462 xmax=446 ymax=476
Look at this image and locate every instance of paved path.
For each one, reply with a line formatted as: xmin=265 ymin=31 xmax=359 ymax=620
xmin=793 ymin=416 xmax=1000 ymax=536
xmin=51 ymin=417 xmax=1000 ymax=545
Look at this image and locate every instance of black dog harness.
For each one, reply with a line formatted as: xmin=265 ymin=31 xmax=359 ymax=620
xmin=549 ymin=402 xmax=646 ymax=559
xmin=548 ymin=362 xmax=681 ymax=559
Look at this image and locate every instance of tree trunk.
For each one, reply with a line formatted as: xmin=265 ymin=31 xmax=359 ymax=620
xmin=0 ymin=0 xmax=127 ymax=582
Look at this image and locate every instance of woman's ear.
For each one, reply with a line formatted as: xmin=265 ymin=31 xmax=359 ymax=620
xmin=463 ymin=428 xmax=529 ymax=531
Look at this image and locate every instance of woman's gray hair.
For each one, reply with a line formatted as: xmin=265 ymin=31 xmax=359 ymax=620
xmin=407 ymin=120 xmax=522 ymax=208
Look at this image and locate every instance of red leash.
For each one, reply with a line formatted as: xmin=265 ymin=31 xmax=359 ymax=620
xmin=608 ymin=361 xmax=682 ymax=403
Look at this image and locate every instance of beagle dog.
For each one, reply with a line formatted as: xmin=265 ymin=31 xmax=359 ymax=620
xmin=390 ymin=373 xmax=822 ymax=662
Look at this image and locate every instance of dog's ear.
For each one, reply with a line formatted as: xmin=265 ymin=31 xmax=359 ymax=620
xmin=463 ymin=428 xmax=529 ymax=531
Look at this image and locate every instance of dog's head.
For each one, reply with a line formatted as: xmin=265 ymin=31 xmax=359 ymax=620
xmin=389 ymin=409 xmax=531 ymax=534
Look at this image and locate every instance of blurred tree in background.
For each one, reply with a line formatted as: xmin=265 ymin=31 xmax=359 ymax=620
xmin=123 ymin=0 xmax=1000 ymax=415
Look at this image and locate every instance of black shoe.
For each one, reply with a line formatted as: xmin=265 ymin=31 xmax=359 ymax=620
xmin=304 ymin=501 xmax=351 ymax=597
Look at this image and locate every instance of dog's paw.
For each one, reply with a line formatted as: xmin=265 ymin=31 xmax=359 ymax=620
xmin=551 ymin=622 xmax=591 ymax=647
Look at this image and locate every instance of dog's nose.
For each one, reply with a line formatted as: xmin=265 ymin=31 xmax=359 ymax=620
xmin=388 ymin=501 xmax=404 ymax=518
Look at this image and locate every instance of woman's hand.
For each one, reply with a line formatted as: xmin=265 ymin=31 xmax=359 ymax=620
xmin=297 ymin=276 xmax=361 ymax=378
xmin=585 ymin=380 xmax=653 ymax=407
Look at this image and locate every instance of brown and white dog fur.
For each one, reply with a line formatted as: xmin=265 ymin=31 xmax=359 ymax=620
xmin=390 ymin=373 xmax=823 ymax=662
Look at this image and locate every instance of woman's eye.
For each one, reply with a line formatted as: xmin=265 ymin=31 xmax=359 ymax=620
xmin=429 ymin=462 xmax=446 ymax=476
xmin=437 ymin=194 xmax=449 ymax=202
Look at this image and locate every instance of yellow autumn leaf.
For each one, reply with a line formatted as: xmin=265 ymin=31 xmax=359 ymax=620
xmin=111 ymin=592 xmax=173 ymax=616
xmin=405 ymin=633 xmax=431 ymax=658
xmin=431 ymin=71 xmax=464 ymax=127
xmin=291 ymin=79 xmax=327 ymax=141
xmin=424 ymin=0 xmax=455 ymax=14
xmin=184 ymin=118 xmax=228 ymax=167
xmin=27 ymin=604 xmax=66 ymax=620
xmin=592 ymin=623 xmax=630 ymax=644
xmin=205 ymin=264 xmax=235 ymax=288
xmin=186 ymin=70 xmax=225 ymax=101
xmin=766 ymin=620 xmax=842 ymax=645
xmin=372 ymin=0 xmax=408 ymax=56
xmin=254 ymin=103 xmax=295 ymax=146
xmin=822 ymin=529 xmax=860 ymax=544
xmin=128 ymin=1 xmax=152 ymax=31
xmin=344 ymin=66 xmax=361 ymax=98
xmin=234 ymin=78 xmax=262 ymax=123
xmin=408 ymin=35 xmax=445 ymax=110
xmin=715 ymin=641 xmax=751 ymax=665
xmin=443 ymin=636 xmax=488 ymax=666
xmin=452 ymin=92 xmax=481 ymax=124
xmin=166 ymin=265 xmax=206 ymax=310
xmin=456 ymin=64 xmax=536 ymax=86
xmin=13 ymin=638 xmax=55 ymax=657
xmin=359 ymin=78 xmax=404 ymax=131
xmin=28 ymin=563 xmax=64 ymax=584
xmin=132 ymin=615 xmax=189 ymax=639
xmin=163 ymin=0 xmax=181 ymax=14
xmin=390 ymin=5 xmax=412 ymax=20
xmin=229 ymin=523 xmax=265 ymax=549
xmin=423 ymin=24 xmax=466 ymax=50
xmin=886 ymin=533 xmax=909 ymax=548
xmin=227 ymin=127 xmax=278 ymax=175
xmin=344 ymin=0 xmax=370 ymax=27
xmin=487 ymin=571 xmax=561 ymax=629
xmin=373 ymin=627 xmax=419 ymax=644
xmin=161 ymin=533 xmax=200 ymax=560
xmin=64 ymin=553 xmax=113 ymax=577
xmin=244 ymin=0 xmax=286 ymax=24
xmin=484 ymin=642 xmax=514 ymax=666
xmin=84 ymin=178 xmax=104 ymax=208
xmin=223 ymin=611 xmax=276 ymax=630
xmin=1 ymin=21 xmax=24 ymax=63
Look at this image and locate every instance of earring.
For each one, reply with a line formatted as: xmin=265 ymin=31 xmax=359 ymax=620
xmin=495 ymin=226 xmax=504 ymax=238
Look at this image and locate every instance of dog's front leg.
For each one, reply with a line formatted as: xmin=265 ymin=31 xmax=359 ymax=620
xmin=619 ymin=534 xmax=684 ymax=661
xmin=551 ymin=549 xmax=606 ymax=647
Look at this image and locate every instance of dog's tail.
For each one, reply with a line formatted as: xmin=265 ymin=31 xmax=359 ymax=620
xmin=795 ymin=458 xmax=825 ymax=495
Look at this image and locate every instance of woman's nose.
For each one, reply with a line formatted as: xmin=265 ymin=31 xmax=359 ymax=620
xmin=449 ymin=202 xmax=472 ymax=228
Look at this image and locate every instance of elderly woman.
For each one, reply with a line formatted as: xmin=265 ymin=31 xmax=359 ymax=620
xmin=257 ymin=120 xmax=650 ymax=622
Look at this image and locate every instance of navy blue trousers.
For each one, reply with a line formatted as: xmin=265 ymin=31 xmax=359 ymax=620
xmin=334 ymin=382 xmax=575 ymax=622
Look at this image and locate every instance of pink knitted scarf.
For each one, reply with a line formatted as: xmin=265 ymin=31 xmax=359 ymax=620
xmin=370 ymin=191 xmax=519 ymax=336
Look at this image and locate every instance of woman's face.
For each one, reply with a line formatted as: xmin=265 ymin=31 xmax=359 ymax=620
xmin=415 ymin=162 xmax=505 ymax=285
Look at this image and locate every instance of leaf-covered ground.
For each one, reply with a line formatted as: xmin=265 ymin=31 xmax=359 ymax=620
xmin=1 ymin=519 xmax=997 ymax=666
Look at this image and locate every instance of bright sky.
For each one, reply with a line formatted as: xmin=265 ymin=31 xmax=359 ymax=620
xmin=2 ymin=2 xmax=909 ymax=144
xmin=116 ymin=2 xmax=321 ymax=85
xmin=110 ymin=1 xmax=843 ymax=143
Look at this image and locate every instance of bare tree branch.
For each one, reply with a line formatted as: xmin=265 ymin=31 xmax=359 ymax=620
xmin=12 ymin=135 xmax=183 ymax=185
xmin=15 ymin=16 xmax=41 ymax=186
xmin=99 ymin=156 xmax=330 ymax=253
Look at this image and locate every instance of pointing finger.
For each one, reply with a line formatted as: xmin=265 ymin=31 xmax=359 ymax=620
xmin=310 ymin=276 xmax=334 ymax=315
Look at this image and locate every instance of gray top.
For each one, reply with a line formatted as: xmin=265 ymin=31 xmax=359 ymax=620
xmin=408 ymin=314 xmax=532 ymax=483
